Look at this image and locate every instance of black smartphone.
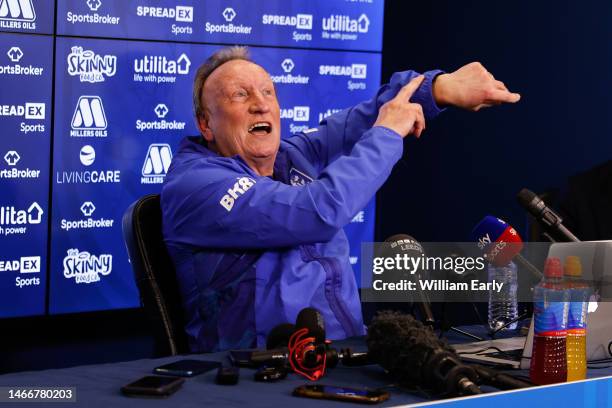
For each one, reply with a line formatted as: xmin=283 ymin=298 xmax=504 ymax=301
xmin=121 ymin=376 xmax=185 ymax=397
xmin=229 ymin=350 xmax=253 ymax=367
xmin=153 ymin=359 xmax=220 ymax=377
xmin=293 ymin=384 xmax=390 ymax=404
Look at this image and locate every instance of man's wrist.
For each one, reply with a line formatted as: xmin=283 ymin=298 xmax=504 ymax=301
xmin=432 ymin=73 xmax=452 ymax=107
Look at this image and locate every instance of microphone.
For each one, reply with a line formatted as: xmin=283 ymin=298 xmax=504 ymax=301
xmin=470 ymin=364 xmax=532 ymax=390
xmin=471 ymin=216 xmax=542 ymax=279
xmin=517 ymin=188 xmax=580 ymax=242
xmin=367 ymin=311 xmax=481 ymax=396
xmin=383 ymin=234 xmax=435 ymax=327
xmin=266 ymin=323 xmax=295 ymax=350
xmin=288 ymin=308 xmax=328 ymax=380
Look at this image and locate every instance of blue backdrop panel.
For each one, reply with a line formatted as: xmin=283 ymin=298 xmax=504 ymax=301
xmin=0 ymin=0 xmax=54 ymax=34
xmin=56 ymin=0 xmax=383 ymax=51
xmin=0 ymin=32 xmax=52 ymax=317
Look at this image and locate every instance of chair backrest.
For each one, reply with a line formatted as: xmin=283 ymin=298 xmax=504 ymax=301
xmin=122 ymin=194 xmax=189 ymax=356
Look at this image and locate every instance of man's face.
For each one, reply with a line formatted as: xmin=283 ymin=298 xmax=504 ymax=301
xmin=199 ymin=59 xmax=281 ymax=175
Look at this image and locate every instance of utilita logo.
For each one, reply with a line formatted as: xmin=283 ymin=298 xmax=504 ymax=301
xmin=0 ymin=0 xmax=37 ymax=30
xmin=205 ymin=7 xmax=252 ymax=35
xmin=270 ymin=58 xmax=309 ymax=85
xmin=135 ymin=104 xmax=185 ymax=132
xmin=60 ymin=201 xmax=114 ymax=232
xmin=65 ymin=0 xmax=121 ymax=26
xmin=63 ymin=248 xmax=112 ymax=284
xmin=322 ymin=13 xmax=369 ymax=33
xmin=133 ymin=53 xmax=190 ymax=84
xmin=71 ymin=96 xmax=108 ymax=137
xmin=0 ymin=202 xmax=43 ymax=236
xmin=1 ymin=150 xmax=40 ymax=180
xmin=67 ymin=46 xmax=117 ymax=83
xmin=141 ymin=143 xmax=172 ymax=184
xmin=0 ymin=46 xmax=45 ymax=77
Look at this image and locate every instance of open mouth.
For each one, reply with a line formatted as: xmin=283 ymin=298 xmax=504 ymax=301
xmin=248 ymin=122 xmax=272 ymax=135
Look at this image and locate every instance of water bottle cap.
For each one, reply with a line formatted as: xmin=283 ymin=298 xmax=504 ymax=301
xmin=544 ymin=257 xmax=563 ymax=278
xmin=564 ymin=256 xmax=583 ymax=277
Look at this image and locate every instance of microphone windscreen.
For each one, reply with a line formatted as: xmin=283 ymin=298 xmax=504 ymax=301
xmin=266 ymin=323 xmax=295 ymax=350
xmin=516 ymin=188 xmax=538 ymax=209
xmin=295 ymin=308 xmax=325 ymax=344
xmin=471 ymin=216 xmax=523 ymax=266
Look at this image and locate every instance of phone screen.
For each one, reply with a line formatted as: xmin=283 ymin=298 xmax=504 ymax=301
xmin=294 ymin=384 xmax=389 ymax=403
xmin=318 ymin=385 xmax=372 ymax=397
xmin=154 ymin=359 xmax=220 ymax=376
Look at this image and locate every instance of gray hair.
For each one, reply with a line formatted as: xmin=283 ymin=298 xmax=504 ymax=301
xmin=192 ymin=46 xmax=252 ymax=119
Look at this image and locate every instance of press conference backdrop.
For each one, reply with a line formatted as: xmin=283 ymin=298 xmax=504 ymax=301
xmin=0 ymin=0 xmax=384 ymax=318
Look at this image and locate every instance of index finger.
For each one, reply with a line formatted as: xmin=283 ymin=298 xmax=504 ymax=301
xmin=395 ymin=75 xmax=425 ymax=102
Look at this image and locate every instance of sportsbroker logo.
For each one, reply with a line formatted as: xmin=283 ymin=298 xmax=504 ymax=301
xmin=135 ymin=104 xmax=185 ymax=132
xmin=63 ymin=248 xmax=112 ymax=284
xmin=141 ymin=143 xmax=172 ymax=184
xmin=0 ymin=201 xmax=43 ymax=236
xmin=205 ymin=7 xmax=252 ymax=35
xmin=71 ymin=96 xmax=108 ymax=137
xmin=0 ymin=255 xmax=41 ymax=289
xmin=67 ymin=46 xmax=117 ymax=83
xmin=1 ymin=46 xmax=45 ymax=77
xmin=321 ymin=14 xmax=369 ymax=41
xmin=270 ymin=59 xmax=309 ymax=85
xmin=1 ymin=150 xmax=41 ymax=180
xmin=60 ymin=201 xmax=114 ymax=231
xmin=66 ymin=0 xmax=120 ymax=26
xmin=0 ymin=0 xmax=36 ymax=30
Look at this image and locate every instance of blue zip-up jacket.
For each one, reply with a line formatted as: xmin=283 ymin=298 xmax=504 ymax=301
xmin=161 ymin=69 xmax=443 ymax=352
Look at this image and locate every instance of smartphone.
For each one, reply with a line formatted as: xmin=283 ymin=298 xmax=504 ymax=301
xmin=121 ymin=376 xmax=185 ymax=397
xmin=293 ymin=384 xmax=390 ymax=404
xmin=153 ymin=359 xmax=220 ymax=377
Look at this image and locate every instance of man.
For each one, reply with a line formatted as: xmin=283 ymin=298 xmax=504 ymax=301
xmin=161 ymin=46 xmax=520 ymax=352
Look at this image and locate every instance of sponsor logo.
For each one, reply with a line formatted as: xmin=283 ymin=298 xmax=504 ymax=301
xmin=0 ymin=255 xmax=41 ymax=288
xmin=60 ymin=201 xmax=114 ymax=231
xmin=56 ymin=145 xmax=121 ymax=184
xmin=66 ymin=0 xmax=121 ymax=26
xmin=0 ymin=46 xmax=44 ymax=77
xmin=220 ymin=177 xmax=256 ymax=212
xmin=136 ymin=5 xmax=193 ymax=35
xmin=261 ymin=12 xmax=313 ymax=42
xmin=349 ymin=256 xmax=359 ymax=265
xmin=205 ymin=7 xmax=252 ymax=35
xmin=351 ymin=211 xmax=365 ymax=223
xmin=270 ymin=58 xmax=310 ymax=85
xmin=0 ymin=201 xmax=43 ymax=236
xmin=321 ymin=14 xmax=369 ymax=40
xmin=289 ymin=167 xmax=313 ymax=186
xmin=1 ymin=150 xmax=40 ymax=180
xmin=63 ymin=248 xmax=112 ymax=284
xmin=318 ymin=63 xmax=367 ymax=91
xmin=70 ymin=96 xmax=108 ymax=137
xmin=133 ymin=52 xmax=190 ymax=84
xmin=135 ymin=104 xmax=186 ymax=132
xmin=0 ymin=0 xmax=36 ymax=30
xmin=281 ymin=106 xmax=310 ymax=122
xmin=0 ymin=102 xmax=46 ymax=134
xmin=67 ymin=46 xmax=117 ymax=83
xmin=318 ymin=108 xmax=342 ymax=123
xmin=141 ymin=143 xmax=172 ymax=184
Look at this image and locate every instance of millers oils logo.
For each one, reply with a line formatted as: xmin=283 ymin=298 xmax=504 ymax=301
xmin=1 ymin=150 xmax=41 ymax=180
xmin=0 ymin=0 xmax=36 ymax=30
xmin=1 ymin=46 xmax=44 ymax=77
xmin=66 ymin=0 xmax=121 ymax=26
xmin=205 ymin=7 xmax=252 ymax=35
xmin=141 ymin=143 xmax=172 ymax=184
xmin=70 ymin=96 xmax=108 ymax=137
xmin=63 ymin=248 xmax=112 ymax=284
xmin=270 ymin=58 xmax=309 ymax=85
xmin=0 ymin=255 xmax=41 ymax=289
xmin=67 ymin=46 xmax=117 ymax=83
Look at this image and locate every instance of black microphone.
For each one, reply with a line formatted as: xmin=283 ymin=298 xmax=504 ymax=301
xmin=367 ymin=311 xmax=481 ymax=396
xmin=470 ymin=364 xmax=532 ymax=390
xmin=384 ymin=234 xmax=435 ymax=328
xmin=266 ymin=323 xmax=295 ymax=350
xmin=517 ymin=188 xmax=580 ymax=242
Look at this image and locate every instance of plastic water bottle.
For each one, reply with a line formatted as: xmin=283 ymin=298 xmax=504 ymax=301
xmin=530 ymin=257 xmax=569 ymax=385
xmin=487 ymin=261 xmax=518 ymax=332
xmin=564 ymin=256 xmax=589 ymax=381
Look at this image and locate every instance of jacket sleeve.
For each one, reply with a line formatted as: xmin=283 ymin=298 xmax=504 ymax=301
xmin=284 ymin=69 xmax=444 ymax=172
xmin=162 ymin=126 xmax=403 ymax=249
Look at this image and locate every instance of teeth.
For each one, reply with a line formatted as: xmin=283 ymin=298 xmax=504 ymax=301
xmin=248 ymin=122 xmax=271 ymax=132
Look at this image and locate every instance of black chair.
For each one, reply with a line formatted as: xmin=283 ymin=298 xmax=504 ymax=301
xmin=122 ymin=194 xmax=189 ymax=356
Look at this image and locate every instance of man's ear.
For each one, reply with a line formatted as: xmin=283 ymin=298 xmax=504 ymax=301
xmin=197 ymin=115 xmax=214 ymax=142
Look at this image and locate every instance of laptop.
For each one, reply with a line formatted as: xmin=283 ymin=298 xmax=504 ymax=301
xmin=455 ymin=241 xmax=612 ymax=369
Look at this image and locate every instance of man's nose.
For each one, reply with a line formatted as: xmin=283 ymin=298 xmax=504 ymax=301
xmin=249 ymin=92 xmax=271 ymax=114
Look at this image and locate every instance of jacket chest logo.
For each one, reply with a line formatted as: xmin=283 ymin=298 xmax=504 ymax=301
xmin=289 ymin=167 xmax=313 ymax=186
